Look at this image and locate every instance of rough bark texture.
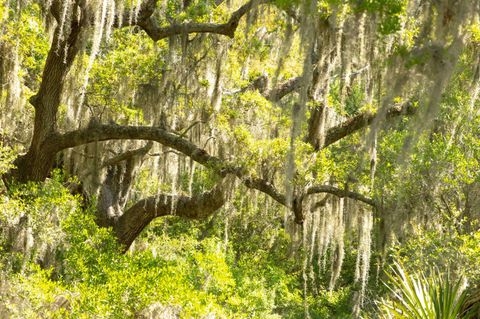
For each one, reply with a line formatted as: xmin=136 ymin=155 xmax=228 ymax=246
xmin=9 ymin=4 xmax=83 ymax=183
xmin=96 ymin=143 xmax=153 ymax=227
xmin=323 ymin=102 xmax=416 ymax=149
xmin=115 ymin=183 xmax=226 ymax=250
xmin=305 ymin=104 xmax=324 ymax=150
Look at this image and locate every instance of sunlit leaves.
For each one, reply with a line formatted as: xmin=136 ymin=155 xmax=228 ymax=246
xmin=378 ymin=263 xmax=472 ymax=319
xmin=350 ymin=0 xmax=407 ymax=34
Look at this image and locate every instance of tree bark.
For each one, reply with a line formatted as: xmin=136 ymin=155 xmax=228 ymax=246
xmin=114 ymin=183 xmax=226 ymax=250
xmin=8 ymin=5 xmax=83 ymax=183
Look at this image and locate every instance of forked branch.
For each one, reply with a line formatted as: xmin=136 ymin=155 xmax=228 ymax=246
xmin=135 ymin=0 xmax=266 ymax=41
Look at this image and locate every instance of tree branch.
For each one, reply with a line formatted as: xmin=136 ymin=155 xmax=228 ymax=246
xmin=306 ymin=185 xmax=377 ymax=208
xmin=264 ymin=76 xmax=302 ymax=102
xmin=115 ymin=181 xmax=227 ymax=250
xmin=227 ymin=75 xmax=302 ymax=102
xmin=101 ymin=142 xmax=153 ymax=168
xmin=136 ymin=0 xmax=266 ymax=41
xmin=51 ymin=124 xmax=222 ymax=167
xmin=52 ymin=121 xmax=382 ymax=212
xmin=51 ymin=124 xmax=288 ymax=207
xmin=311 ymin=194 xmax=329 ymax=210
xmin=243 ymin=176 xmax=287 ymax=206
xmin=47 ymin=101 xmax=392 ymax=223
xmin=322 ymin=102 xmax=416 ymax=149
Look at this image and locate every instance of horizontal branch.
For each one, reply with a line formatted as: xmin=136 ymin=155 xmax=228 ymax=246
xmin=52 ymin=121 xmax=382 ymax=211
xmin=323 ymin=102 xmax=416 ymax=149
xmin=50 ymin=106 xmax=390 ymax=220
xmin=264 ymin=76 xmax=302 ymax=102
xmin=306 ymin=185 xmax=377 ymax=208
xmin=136 ymin=0 xmax=265 ymax=41
xmin=243 ymin=176 xmax=287 ymax=206
xmin=102 ymin=141 xmax=153 ymax=168
xmin=51 ymin=124 xmax=219 ymax=166
xmin=50 ymin=124 xmax=288 ymax=207
xmin=226 ymin=75 xmax=302 ymax=102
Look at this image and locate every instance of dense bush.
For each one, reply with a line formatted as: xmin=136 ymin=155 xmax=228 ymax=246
xmin=0 ymin=167 xmax=357 ymax=318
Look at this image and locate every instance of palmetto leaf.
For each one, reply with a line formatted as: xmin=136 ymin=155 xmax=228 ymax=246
xmin=377 ymin=262 xmax=475 ymax=319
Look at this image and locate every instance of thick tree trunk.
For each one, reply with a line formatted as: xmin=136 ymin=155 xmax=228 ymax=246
xmin=7 ymin=8 xmax=82 ymax=184
xmin=305 ymin=104 xmax=325 ymax=150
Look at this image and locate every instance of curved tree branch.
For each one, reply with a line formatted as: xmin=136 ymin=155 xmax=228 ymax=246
xmin=51 ymin=124 xmax=223 ymax=167
xmin=101 ymin=142 xmax=153 ymax=168
xmin=135 ymin=0 xmax=266 ymax=41
xmin=243 ymin=176 xmax=287 ymax=206
xmin=116 ymin=181 xmax=227 ymax=250
xmin=51 ymin=124 xmax=288 ymax=207
xmin=306 ymin=185 xmax=377 ymax=208
xmin=51 ymin=121 xmax=382 ymax=211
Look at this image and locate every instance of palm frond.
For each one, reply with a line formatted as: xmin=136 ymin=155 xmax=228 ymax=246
xmin=377 ymin=262 xmax=475 ymax=319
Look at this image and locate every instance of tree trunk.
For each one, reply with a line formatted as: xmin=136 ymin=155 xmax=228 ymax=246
xmin=7 ymin=8 xmax=82 ymax=184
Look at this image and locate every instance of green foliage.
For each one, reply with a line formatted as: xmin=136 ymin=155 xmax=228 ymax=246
xmin=0 ymin=2 xmax=49 ymax=92
xmin=391 ymin=229 xmax=480 ymax=286
xmin=0 ymin=172 xmax=242 ymax=317
xmin=273 ymin=0 xmax=301 ymax=11
xmin=377 ymin=263 xmax=473 ymax=319
xmin=0 ymin=143 xmax=16 ymax=176
xmin=351 ymin=0 xmax=407 ymax=34
xmin=0 ymin=173 xmax=357 ymax=318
